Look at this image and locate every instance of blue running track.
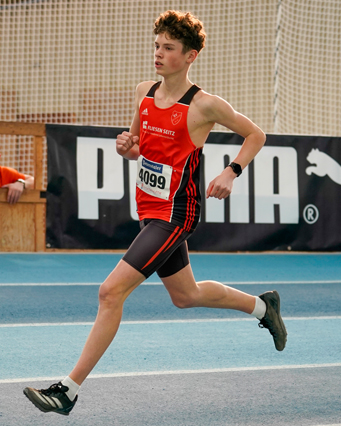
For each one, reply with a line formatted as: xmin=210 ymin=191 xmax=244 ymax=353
xmin=0 ymin=253 xmax=340 ymax=426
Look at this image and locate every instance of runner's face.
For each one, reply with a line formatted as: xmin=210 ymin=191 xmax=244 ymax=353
xmin=154 ymin=33 xmax=189 ymax=75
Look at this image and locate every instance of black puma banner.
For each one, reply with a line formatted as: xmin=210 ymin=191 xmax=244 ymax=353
xmin=46 ymin=124 xmax=341 ymax=251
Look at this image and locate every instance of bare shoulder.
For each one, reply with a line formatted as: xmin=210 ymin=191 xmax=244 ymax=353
xmin=136 ymin=81 xmax=157 ymax=98
xmin=193 ymin=89 xmax=265 ymax=138
xmin=187 ymin=90 xmax=226 ymax=147
xmin=194 ymin=90 xmax=234 ymax=119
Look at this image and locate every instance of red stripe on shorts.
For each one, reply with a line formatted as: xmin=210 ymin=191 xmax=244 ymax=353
xmin=141 ymin=226 xmax=182 ymax=271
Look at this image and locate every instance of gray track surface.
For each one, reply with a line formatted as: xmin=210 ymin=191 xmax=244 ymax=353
xmin=1 ymin=367 xmax=340 ymax=426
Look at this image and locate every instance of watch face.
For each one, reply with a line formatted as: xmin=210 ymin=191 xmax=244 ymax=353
xmin=230 ymin=162 xmax=242 ymax=176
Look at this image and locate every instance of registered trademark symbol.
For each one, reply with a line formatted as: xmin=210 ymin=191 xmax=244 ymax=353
xmin=303 ymin=204 xmax=319 ymax=224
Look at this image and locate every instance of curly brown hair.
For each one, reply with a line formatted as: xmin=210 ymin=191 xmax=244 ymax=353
xmin=154 ymin=10 xmax=206 ymax=53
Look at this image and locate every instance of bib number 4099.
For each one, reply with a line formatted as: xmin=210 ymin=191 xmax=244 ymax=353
xmin=136 ymin=155 xmax=172 ymax=200
xmin=138 ymin=168 xmax=166 ymax=190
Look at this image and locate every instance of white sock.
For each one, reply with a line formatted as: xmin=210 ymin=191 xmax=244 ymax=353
xmin=251 ymin=296 xmax=266 ymax=320
xmin=61 ymin=376 xmax=80 ymax=401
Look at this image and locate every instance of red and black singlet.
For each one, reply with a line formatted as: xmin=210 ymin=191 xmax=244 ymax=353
xmin=136 ymin=81 xmax=202 ymax=232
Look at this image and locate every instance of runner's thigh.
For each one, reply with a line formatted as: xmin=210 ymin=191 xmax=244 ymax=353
xmin=123 ymin=219 xmax=191 ymax=278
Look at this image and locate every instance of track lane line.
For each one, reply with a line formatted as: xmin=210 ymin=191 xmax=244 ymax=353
xmin=1 ymin=363 xmax=341 ymax=384
xmin=1 ymin=280 xmax=341 ymax=286
xmin=1 ymin=316 xmax=341 ymax=327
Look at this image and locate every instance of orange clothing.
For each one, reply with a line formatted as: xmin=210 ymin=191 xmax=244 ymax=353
xmin=0 ymin=166 xmax=25 ymax=188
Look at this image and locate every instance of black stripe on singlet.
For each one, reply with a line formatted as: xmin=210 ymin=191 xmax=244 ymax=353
xmin=146 ymin=81 xmax=161 ymax=97
xmin=177 ymin=84 xmax=201 ymax=105
xmin=145 ymin=82 xmax=201 ymax=105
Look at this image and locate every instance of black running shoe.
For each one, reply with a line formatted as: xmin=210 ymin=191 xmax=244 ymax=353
xmin=258 ymin=290 xmax=287 ymax=351
xmin=23 ymin=382 xmax=77 ymax=415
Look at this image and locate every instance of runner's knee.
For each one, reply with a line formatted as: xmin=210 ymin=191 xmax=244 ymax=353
xmin=170 ymin=290 xmax=198 ymax=309
xmin=98 ymin=281 xmax=125 ymax=307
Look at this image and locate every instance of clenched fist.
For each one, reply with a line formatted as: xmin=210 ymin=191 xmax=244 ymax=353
xmin=116 ymin=131 xmax=139 ymax=157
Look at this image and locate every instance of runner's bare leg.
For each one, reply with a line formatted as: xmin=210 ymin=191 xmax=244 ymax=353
xmin=68 ymin=260 xmax=145 ymax=385
xmin=162 ymin=264 xmax=255 ymax=313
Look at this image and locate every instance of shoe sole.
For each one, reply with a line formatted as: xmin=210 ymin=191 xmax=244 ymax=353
xmin=23 ymin=388 xmax=70 ymax=416
xmin=269 ymin=290 xmax=287 ymax=351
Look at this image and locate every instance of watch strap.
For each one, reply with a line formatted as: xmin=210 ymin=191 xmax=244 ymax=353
xmin=228 ymin=162 xmax=242 ymax=177
xmin=16 ymin=179 xmax=26 ymax=188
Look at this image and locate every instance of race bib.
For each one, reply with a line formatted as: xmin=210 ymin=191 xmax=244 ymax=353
xmin=136 ymin=155 xmax=172 ymax=200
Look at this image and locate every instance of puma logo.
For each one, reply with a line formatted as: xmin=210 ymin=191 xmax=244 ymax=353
xmin=306 ymin=148 xmax=341 ymax=185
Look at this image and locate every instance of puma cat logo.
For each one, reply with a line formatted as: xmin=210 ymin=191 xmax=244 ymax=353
xmin=306 ymin=148 xmax=341 ymax=185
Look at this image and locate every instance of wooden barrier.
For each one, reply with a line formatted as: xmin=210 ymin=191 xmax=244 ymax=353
xmin=0 ymin=121 xmax=46 ymax=252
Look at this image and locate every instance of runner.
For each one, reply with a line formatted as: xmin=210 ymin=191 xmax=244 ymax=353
xmin=24 ymin=10 xmax=287 ymax=416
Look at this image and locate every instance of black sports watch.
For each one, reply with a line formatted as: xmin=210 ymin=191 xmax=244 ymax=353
xmin=228 ymin=162 xmax=242 ymax=177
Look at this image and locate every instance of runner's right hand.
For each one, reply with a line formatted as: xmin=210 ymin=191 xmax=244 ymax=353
xmin=116 ymin=131 xmax=139 ymax=155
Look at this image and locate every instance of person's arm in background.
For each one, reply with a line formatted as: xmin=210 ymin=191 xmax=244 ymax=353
xmin=2 ymin=173 xmax=34 ymax=204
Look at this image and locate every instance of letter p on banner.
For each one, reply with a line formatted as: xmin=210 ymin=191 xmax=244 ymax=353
xmin=77 ymin=137 xmax=124 ymax=220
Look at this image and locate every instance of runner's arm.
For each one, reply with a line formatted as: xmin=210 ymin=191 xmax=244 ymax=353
xmin=204 ymin=95 xmax=266 ymax=199
xmin=116 ymin=84 xmax=145 ymax=161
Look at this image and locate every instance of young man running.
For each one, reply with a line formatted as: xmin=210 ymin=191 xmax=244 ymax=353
xmin=24 ymin=10 xmax=287 ymax=416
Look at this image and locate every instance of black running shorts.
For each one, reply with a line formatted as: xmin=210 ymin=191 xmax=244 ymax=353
xmin=123 ymin=219 xmax=192 ymax=279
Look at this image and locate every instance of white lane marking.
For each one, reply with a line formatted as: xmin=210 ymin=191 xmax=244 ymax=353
xmin=2 ymin=363 xmax=341 ymax=384
xmin=1 ymin=280 xmax=341 ymax=286
xmin=1 ymin=316 xmax=341 ymax=328
xmin=0 ymin=283 xmax=102 ymax=286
